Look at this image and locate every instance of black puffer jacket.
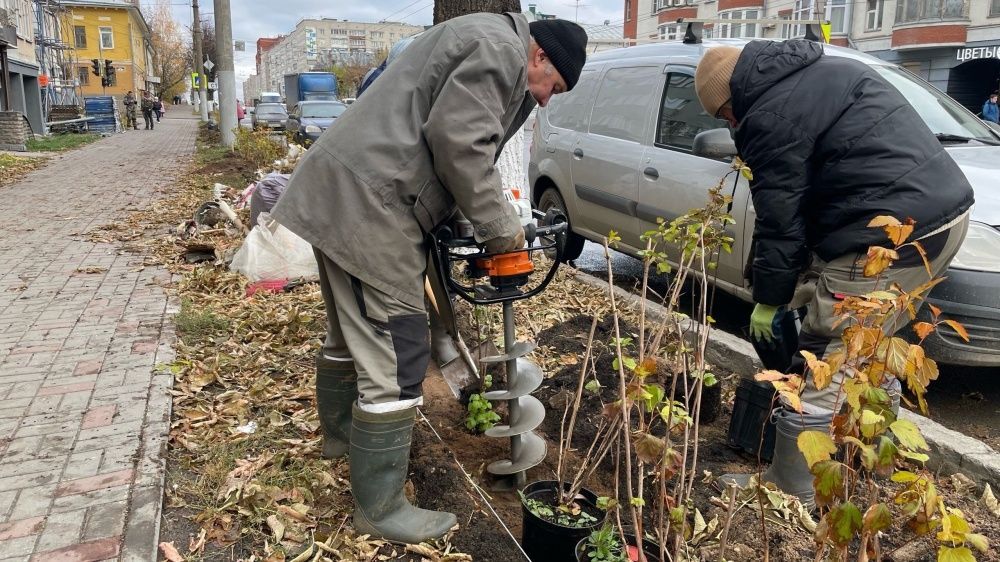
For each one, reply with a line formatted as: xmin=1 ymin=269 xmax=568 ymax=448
xmin=731 ymin=39 xmax=974 ymax=306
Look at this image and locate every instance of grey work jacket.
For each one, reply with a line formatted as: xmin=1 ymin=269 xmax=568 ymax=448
xmin=272 ymin=12 xmax=536 ymax=308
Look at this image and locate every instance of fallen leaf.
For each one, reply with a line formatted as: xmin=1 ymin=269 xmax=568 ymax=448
xmin=158 ymin=542 xmax=184 ymax=562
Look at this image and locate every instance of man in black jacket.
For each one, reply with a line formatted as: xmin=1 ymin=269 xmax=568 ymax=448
xmin=696 ymin=39 xmax=972 ymax=506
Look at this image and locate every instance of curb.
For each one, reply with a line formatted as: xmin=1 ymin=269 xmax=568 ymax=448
xmin=569 ymin=269 xmax=1000 ymax=489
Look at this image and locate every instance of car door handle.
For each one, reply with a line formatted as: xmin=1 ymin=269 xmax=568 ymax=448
xmin=572 ymin=148 xmax=584 ymax=159
xmin=643 ymin=167 xmax=659 ymax=179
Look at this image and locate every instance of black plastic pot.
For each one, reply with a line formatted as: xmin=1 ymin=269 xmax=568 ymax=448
xmin=574 ymin=533 xmax=662 ymax=562
xmin=521 ymin=480 xmax=605 ymax=562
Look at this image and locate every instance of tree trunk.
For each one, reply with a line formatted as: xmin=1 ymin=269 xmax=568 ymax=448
xmin=433 ymin=0 xmax=521 ymax=25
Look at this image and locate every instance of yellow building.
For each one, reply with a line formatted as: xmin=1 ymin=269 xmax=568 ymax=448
xmin=61 ymin=0 xmax=154 ymax=97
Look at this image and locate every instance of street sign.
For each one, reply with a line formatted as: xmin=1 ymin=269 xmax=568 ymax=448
xmin=208 ymin=81 xmax=218 ymax=91
xmin=204 ymin=58 xmax=215 ymax=72
xmin=234 ymin=40 xmax=245 ymax=52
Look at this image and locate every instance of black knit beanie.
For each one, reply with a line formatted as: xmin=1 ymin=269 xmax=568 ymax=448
xmin=528 ymin=19 xmax=588 ymax=90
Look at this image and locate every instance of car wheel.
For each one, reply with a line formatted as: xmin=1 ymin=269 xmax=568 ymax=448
xmin=538 ymin=187 xmax=585 ymax=262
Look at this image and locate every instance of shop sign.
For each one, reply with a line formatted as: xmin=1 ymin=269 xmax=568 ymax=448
xmin=956 ymin=45 xmax=1000 ymax=62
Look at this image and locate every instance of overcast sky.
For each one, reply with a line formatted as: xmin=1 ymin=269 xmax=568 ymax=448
xmin=150 ymin=0 xmax=622 ymax=94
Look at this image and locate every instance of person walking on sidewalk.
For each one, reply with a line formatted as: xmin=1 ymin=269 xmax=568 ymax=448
xmin=153 ymin=97 xmax=163 ymax=122
xmin=272 ymin=13 xmax=586 ymax=544
xmin=695 ymin=39 xmax=973 ymax=507
xmin=140 ymin=91 xmax=155 ymax=130
xmin=123 ymin=91 xmax=138 ymax=131
xmin=983 ymin=91 xmax=999 ymax=124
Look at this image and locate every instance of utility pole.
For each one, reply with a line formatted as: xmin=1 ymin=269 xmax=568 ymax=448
xmin=192 ymin=0 xmax=208 ymax=122
xmin=214 ymin=0 xmax=236 ymax=146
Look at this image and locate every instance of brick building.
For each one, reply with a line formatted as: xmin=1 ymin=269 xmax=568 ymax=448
xmin=623 ymin=0 xmax=1000 ymax=114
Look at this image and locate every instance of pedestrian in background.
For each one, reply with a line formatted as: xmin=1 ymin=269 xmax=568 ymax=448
xmin=153 ymin=97 xmax=163 ymax=122
xmin=140 ymin=91 xmax=155 ymax=130
xmin=983 ymin=91 xmax=999 ymax=124
xmin=272 ymin=13 xmax=586 ymax=545
xmin=123 ymin=90 xmax=138 ymax=131
xmin=695 ymin=39 xmax=973 ymax=508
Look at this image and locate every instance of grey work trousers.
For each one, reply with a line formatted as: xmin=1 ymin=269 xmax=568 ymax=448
xmin=792 ymin=216 xmax=969 ymax=415
xmin=314 ymin=248 xmax=430 ymax=413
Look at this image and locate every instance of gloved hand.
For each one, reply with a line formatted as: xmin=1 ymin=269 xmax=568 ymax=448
xmin=749 ymin=303 xmax=781 ymax=343
xmin=485 ymin=226 xmax=525 ymax=254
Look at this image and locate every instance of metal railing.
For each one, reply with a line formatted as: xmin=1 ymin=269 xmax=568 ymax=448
xmin=895 ymin=0 xmax=969 ymax=25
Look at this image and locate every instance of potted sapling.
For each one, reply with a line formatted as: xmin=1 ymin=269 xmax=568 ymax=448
xmin=520 ymin=317 xmax=617 ymax=562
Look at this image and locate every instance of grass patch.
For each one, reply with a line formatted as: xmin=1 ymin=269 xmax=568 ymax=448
xmin=26 ymin=133 xmax=100 ymax=152
xmin=174 ymin=298 xmax=231 ymax=345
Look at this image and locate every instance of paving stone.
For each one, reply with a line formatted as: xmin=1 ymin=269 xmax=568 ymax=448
xmin=34 ymin=510 xmax=85 ymax=551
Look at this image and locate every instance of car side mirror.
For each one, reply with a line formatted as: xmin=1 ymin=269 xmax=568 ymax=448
xmin=692 ymin=128 xmax=737 ymax=159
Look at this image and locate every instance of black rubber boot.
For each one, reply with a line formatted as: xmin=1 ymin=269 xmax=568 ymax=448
xmin=316 ymin=354 xmax=358 ymax=459
xmin=350 ymin=405 xmax=457 ymax=543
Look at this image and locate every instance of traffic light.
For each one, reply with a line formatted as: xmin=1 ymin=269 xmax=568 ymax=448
xmin=104 ymin=59 xmax=115 ymax=80
xmin=91 ymin=58 xmax=101 ymax=77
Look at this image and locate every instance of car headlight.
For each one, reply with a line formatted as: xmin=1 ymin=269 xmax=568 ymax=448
xmin=304 ymin=125 xmax=322 ymax=133
xmin=949 ymin=221 xmax=1000 ymax=273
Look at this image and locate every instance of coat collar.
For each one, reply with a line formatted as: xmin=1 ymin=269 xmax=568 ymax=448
xmin=504 ymin=12 xmax=531 ymax=58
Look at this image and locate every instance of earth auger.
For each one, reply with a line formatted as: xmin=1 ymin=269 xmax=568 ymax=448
xmin=431 ymin=210 xmax=568 ymax=489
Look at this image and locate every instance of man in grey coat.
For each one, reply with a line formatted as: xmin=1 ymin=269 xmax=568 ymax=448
xmin=272 ymin=13 xmax=587 ymax=543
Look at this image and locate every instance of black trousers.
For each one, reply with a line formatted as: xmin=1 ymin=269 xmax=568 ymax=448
xmin=143 ymin=110 xmax=154 ymax=129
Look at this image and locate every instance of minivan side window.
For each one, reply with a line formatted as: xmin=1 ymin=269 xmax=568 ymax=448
xmin=546 ymin=70 xmax=598 ymax=132
xmin=656 ymin=72 xmax=729 ymax=151
xmin=589 ymin=66 xmax=661 ymax=143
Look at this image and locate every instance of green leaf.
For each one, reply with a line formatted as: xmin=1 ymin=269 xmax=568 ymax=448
xmin=644 ymin=384 xmax=665 ymax=411
xmin=875 ymin=436 xmax=899 ymax=477
xmin=798 ymin=430 xmax=837 ymax=468
xmin=584 ymin=379 xmax=601 ymax=394
xmin=811 ymin=460 xmax=846 ymax=507
xmin=630 ymin=497 xmax=645 ymax=507
xmin=938 ymin=546 xmax=976 ymax=562
xmin=828 ymin=502 xmax=863 ymax=546
xmin=740 ymin=166 xmax=753 ymax=181
xmin=623 ymin=357 xmax=637 ymax=371
xmin=861 ymin=409 xmax=886 ymax=439
xmin=862 ymin=503 xmax=892 ymax=533
xmin=891 ymin=470 xmax=919 ymax=483
xmin=890 ymin=419 xmax=930 ymax=452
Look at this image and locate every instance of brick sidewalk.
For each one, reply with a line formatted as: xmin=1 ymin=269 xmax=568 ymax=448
xmin=0 ymin=115 xmax=196 ymax=562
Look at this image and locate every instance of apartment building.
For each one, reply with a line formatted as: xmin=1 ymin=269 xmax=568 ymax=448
xmin=61 ymin=0 xmax=154 ymax=97
xmin=624 ymin=0 xmax=1000 ymax=113
xmin=250 ymin=18 xmax=423 ymax=96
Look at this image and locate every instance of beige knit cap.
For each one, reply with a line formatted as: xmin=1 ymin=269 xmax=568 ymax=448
xmin=695 ymin=46 xmax=742 ymax=117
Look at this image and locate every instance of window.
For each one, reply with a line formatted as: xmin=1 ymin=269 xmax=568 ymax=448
xmin=652 ymin=0 xmax=667 ymax=13
xmin=77 ymin=66 xmax=89 ymax=86
xmin=625 ymin=0 xmax=632 ymax=22
xmin=658 ymin=24 xmax=680 ymax=41
xmin=74 ymin=25 xmax=87 ymax=48
xmin=99 ymin=26 xmax=113 ymax=49
xmin=896 ymin=0 xmax=967 ymax=24
xmin=718 ymin=10 xmax=760 ymax=39
xmin=791 ymin=0 xmax=814 ymax=38
xmin=866 ymin=0 xmax=884 ymax=30
xmin=547 ymin=70 xmax=597 ymax=131
xmin=589 ymin=66 xmax=661 ymax=143
xmin=656 ymin=72 xmax=729 ymax=151
xmin=780 ymin=16 xmax=792 ymax=38
xmin=992 ymin=0 xmax=1000 ymax=17
xmin=827 ymin=0 xmax=847 ymax=33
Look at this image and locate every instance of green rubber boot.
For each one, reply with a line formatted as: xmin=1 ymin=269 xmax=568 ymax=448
xmin=316 ymin=354 xmax=358 ymax=459
xmin=350 ymin=405 xmax=457 ymax=543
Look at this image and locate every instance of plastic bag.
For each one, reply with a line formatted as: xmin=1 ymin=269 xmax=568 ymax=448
xmin=230 ymin=213 xmax=318 ymax=282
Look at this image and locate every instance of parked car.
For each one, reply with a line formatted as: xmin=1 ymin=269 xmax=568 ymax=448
xmin=285 ymin=100 xmax=347 ymax=144
xmin=529 ymin=38 xmax=1000 ymax=367
xmin=252 ymin=103 xmax=288 ymax=131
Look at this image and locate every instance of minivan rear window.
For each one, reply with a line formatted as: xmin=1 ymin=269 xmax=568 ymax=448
xmin=589 ymin=66 xmax=661 ymax=143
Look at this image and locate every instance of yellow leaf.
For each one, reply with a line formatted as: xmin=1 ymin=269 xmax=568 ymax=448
xmin=966 ymin=533 xmax=990 ymax=553
xmin=981 ymin=484 xmax=1000 ymax=517
xmin=913 ymin=321 xmax=935 ymax=340
xmin=937 ymin=546 xmax=976 ymax=562
xmin=864 ymin=246 xmax=899 ymax=277
xmin=798 ymin=430 xmax=838 ymax=468
xmin=883 ymin=222 xmax=915 ymax=246
xmin=929 ymin=303 xmax=943 ymax=318
xmin=943 ymin=320 xmax=971 ymax=343
xmin=781 ymin=390 xmax=803 ymax=413
xmin=755 ymin=370 xmax=787 ymax=382
xmin=909 ymin=239 xmax=934 ymax=278
xmin=890 ymin=419 xmax=930 ymax=452
xmin=861 ymin=409 xmax=886 ymax=438
xmin=868 ymin=216 xmax=901 ymax=228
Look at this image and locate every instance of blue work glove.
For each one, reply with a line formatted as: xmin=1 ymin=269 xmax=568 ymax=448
xmin=749 ymin=303 xmax=782 ymax=343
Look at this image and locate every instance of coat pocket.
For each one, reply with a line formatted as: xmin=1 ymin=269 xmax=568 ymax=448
xmin=412 ymin=179 xmax=456 ymax=234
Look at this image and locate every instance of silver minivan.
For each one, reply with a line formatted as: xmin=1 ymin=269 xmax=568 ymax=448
xmin=529 ymin=39 xmax=1000 ymax=367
